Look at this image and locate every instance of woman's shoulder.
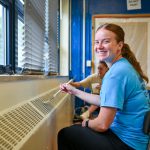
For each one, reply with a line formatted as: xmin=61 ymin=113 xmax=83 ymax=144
xmin=108 ymin=58 xmax=135 ymax=79
xmin=87 ymin=73 xmax=98 ymax=78
xmin=87 ymin=73 xmax=101 ymax=82
xmin=112 ymin=58 xmax=133 ymax=72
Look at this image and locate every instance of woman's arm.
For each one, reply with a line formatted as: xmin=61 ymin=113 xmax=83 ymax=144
xmin=82 ymin=107 xmax=117 ymax=132
xmin=70 ymin=82 xmax=81 ymax=88
xmin=60 ymin=83 xmax=100 ymax=106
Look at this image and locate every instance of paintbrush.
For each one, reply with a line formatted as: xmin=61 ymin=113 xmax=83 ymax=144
xmin=44 ymin=79 xmax=73 ymax=103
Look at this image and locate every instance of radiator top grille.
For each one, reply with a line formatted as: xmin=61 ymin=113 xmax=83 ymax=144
xmin=31 ymin=98 xmax=52 ymax=115
xmin=0 ymin=89 xmax=66 ymax=150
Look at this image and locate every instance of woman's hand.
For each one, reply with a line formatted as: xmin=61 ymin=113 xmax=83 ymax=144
xmin=82 ymin=119 xmax=89 ymax=127
xmin=95 ymin=84 xmax=101 ymax=90
xmin=80 ymin=110 xmax=90 ymax=120
xmin=60 ymin=83 xmax=76 ymax=95
xmin=61 ymin=83 xmax=101 ymax=106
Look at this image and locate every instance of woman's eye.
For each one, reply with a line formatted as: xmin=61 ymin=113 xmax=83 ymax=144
xmin=103 ymin=40 xmax=109 ymax=43
xmin=94 ymin=41 xmax=99 ymax=45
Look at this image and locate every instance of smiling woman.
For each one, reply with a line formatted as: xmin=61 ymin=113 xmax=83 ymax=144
xmin=92 ymin=15 xmax=150 ymax=87
xmin=57 ymin=23 xmax=149 ymax=150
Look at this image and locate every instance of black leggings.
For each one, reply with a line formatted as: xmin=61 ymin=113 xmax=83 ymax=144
xmin=57 ymin=124 xmax=134 ymax=150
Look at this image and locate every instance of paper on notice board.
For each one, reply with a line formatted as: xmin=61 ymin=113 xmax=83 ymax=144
xmin=127 ymin=0 xmax=141 ymax=10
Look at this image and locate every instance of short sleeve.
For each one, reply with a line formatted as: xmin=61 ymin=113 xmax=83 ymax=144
xmin=100 ymin=77 xmax=125 ymax=110
xmin=79 ymin=76 xmax=92 ymax=88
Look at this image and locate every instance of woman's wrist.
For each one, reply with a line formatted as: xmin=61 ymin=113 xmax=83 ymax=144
xmin=71 ymin=88 xmax=79 ymax=95
xmin=71 ymin=87 xmax=77 ymax=95
xmin=85 ymin=119 xmax=89 ymax=127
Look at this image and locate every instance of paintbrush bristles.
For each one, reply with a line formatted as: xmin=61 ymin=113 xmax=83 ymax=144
xmin=43 ymin=79 xmax=73 ymax=103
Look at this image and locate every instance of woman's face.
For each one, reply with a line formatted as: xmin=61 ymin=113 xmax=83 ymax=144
xmin=98 ymin=63 xmax=108 ymax=78
xmin=94 ymin=28 xmax=123 ymax=64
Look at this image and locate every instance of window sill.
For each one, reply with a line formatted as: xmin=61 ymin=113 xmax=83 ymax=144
xmin=0 ymin=75 xmax=52 ymax=82
xmin=0 ymin=75 xmax=69 ymax=82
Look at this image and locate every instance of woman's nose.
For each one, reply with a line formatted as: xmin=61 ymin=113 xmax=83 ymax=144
xmin=98 ymin=43 xmax=104 ymax=49
xmin=94 ymin=41 xmax=104 ymax=53
xmin=95 ymin=41 xmax=103 ymax=49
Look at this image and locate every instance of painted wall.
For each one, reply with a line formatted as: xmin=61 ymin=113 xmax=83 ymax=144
xmin=70 ymin=0 xmax=83 ymax=81
xmin=60 ymin=0 xmax=70 ymax=76
xmin=71 ymin=0 xmax=150 ymax=108
xmin=0 ymin=76 xmax=69 ymax=112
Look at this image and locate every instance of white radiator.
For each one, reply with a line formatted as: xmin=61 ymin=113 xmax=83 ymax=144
xmin=0 ymin=88 xmax=74 ymax=150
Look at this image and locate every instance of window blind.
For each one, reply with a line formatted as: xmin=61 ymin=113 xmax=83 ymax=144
xmin=48 ymin=0 xmax=59 ymax=74
xmin=16 ymin=0 xmax=60 ymax=74
xmin=23 ymin=0 xmax=45 ymax=71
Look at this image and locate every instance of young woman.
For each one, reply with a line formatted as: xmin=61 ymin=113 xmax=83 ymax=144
xmin=70 ymin=61 xmax=109 ymax=120
xmin=58 ymin=23 xmax=150 ymax=150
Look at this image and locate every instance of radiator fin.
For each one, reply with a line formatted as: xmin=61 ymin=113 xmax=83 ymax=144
xmin=31 ymin=98 xmax=52 ymax=115
xmin=30 ymin=91 xmax=65 ymax=115
xmin=0 ymin=89 xmax=68 ymax=150
xmin=0 ymin=103 xmax=44 ymax=150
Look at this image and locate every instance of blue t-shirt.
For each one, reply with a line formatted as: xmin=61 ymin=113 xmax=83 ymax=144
xmin=100 ymin=58 xmax=150 ymax=150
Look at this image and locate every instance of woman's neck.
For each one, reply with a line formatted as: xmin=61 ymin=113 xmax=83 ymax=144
xmin=112 ymin=54 xmax=122 ymax=64
xmin=107 ymin=54 xmax=123 ymax=67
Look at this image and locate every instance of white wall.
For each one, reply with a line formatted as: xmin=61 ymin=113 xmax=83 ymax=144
xmin=60 ymin=0 xmax=70 ymax=75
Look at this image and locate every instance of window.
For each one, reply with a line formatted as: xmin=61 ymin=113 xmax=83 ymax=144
xmin=15 ymin=0 xmax=24 ymax=71
xmin=17 ymin=16 xmax=24 ymax=68
xmin=16 ymin=0 xmax=60 ymax=75
xmin=0 ymin=0 xmax=60 ymax=75
xmin=0 ymin=3 xmax=6 ymax=65
xmin=0 ymin=0 xmax=15 ymax=74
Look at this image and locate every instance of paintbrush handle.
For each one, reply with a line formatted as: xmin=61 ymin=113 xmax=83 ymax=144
xmin=53 ymin=79 xmax=73 ymax=97
xmin=53 ymin=89 xmax=62 ymax=97
xmin=43 ymin=79 xmax=74 ymax=103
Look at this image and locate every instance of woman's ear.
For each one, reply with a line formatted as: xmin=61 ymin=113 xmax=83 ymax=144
xmin=118 ymin=41 xmax=124 ymax=50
